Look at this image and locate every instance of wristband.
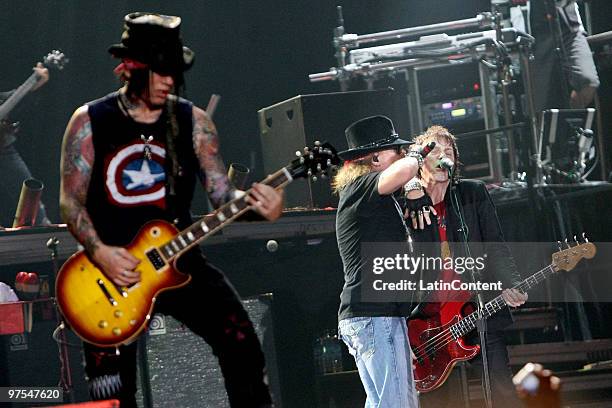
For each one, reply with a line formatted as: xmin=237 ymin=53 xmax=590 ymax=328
xmin=407 ymin=150 xmax=424 ymax=168
xmin=404 ymin=180 xmax=423 ymax=194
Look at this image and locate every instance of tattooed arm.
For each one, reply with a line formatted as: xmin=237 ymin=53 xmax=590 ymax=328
xmin=59 ymin=106 xmax=140 ymax=286
xmin=192 ymin=106 xmax=234 ymax=208
xmin=192 ymin=106 xmax=284 ymax=220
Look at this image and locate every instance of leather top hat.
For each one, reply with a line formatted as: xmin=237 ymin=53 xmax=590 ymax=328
xmin=339 ymin=115 xmax=413 ymax=160
xmin=109 ymin=12 xmax=194 ymax=75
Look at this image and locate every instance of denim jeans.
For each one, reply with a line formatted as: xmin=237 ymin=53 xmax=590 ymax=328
xmin=338 ymin=316 xmax=418 ymax=408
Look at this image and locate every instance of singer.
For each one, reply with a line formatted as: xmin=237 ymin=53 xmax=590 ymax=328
xmin=333 ymin=115 xmax=426 ymax=408
xmin=403 ymin=125 xmax=527 ymax=408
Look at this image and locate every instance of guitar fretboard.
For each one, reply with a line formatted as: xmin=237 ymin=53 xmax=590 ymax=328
xmin=447 ymin=264 xmax=556 ymax=341
xmin=158 ymin=167 xmax=293 ymax=260
xmin=0 ymin=72 xmax=39 ymax=121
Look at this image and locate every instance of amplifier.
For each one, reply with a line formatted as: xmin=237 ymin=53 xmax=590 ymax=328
xmin=258 ymin=88 xmax=408 ymax=208
xmin=136 ymin=294 xmax=281 ymax=408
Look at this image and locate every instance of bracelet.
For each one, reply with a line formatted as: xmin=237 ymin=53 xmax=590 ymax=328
xmin=404 ymin=180 xmax=423 ymax=193
xmin=407 ymin=150 xmax=424 ymax=168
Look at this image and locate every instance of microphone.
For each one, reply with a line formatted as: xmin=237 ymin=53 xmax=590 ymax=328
xmin=418 ymin=141 xmax=436 ymax=158
xmin=437 ymin=157 xmax=454 ymax=171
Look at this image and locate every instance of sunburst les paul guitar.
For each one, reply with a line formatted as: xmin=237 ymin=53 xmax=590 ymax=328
xmin=409 ymin=240 xmax=596 ymax=393
xmin=56 ymin=143 xmax=339 ymax=347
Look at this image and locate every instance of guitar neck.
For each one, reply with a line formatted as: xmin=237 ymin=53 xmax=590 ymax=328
xmin=0 ymin=72 xmax=39 ymax=121
xmin=157 ymin=166 xmax=294 ymax=261
xmin=451 ymin=264 xmax=556 ymax=336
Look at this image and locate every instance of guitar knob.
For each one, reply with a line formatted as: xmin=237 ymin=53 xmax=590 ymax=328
xmin=112 ymin=327 xmax=122 ymax=336
xmin=114 ymin=310 xmax=123 ymax=318
xmin=98 ymin=320 xmax=108 ymax=329
xmin=129 ymin=319 xmax=137 ymax=326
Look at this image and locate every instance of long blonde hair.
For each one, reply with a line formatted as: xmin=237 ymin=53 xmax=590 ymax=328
xmin=332 ymin=156 xmax=374 ymax=194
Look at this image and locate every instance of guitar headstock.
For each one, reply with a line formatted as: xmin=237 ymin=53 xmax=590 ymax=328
xmin=551 ymin=235 xmax=596 ymax=272
xmin=43 ymin=50 xmax=69 ymax=71
xmin=288 ymin=141 xmax=340 ymax=181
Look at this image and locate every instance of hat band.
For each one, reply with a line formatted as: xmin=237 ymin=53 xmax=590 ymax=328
xmin=352 ymin=133 xmax=399 ymax=150
xmin=113 ymin=58 xmax=149 ymax=76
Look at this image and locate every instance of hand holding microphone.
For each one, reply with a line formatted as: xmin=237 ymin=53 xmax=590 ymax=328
xmin=407 ymin=141 xmax=436 ymax=168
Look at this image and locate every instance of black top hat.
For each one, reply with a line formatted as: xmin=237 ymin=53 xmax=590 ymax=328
xmin=339 ymin=115 xmax=413 ymax=160
xmin=108 ymin=12 xmax=194 ymax=75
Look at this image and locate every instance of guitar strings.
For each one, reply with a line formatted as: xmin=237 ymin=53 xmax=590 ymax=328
xmin=413 ymin=264 xmax=555 ymax=360
xmin=413 ymin=300 xmax=505 ymax=360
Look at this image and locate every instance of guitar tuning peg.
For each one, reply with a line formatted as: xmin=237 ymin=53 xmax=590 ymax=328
xmin=299 ymin=157 xmax=305 ymax=164
xmin=309 ymin=153 xmax=314 ymax=160
xmin=327 ymin=159 xmax=332 ymax=166
xmin=573 ymin=235 xmax=579 ymax=245
xmin=307 ymin=169 xmax=313 ymax=177
xmin=557 ymin=241 xmax=563 ymax=251
xmin=564 ymin=238 xmax=571 ymax=249
xmin=582 ymin=233 xmax=589 ymax=243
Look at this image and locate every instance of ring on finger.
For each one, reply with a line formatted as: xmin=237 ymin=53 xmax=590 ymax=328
xmin=410 ymin=211 xmax=417 ymax=218
xmin=423 ymin=207 xmax=430 ymax=214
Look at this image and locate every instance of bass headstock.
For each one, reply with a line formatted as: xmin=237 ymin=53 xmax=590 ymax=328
xmin=551 ymin=234 xmax=596 ymax=272
xmin=288 ymin=141 xmax=340 ymax=181
xmin=43 ymin=50 xmax=69 ymax=71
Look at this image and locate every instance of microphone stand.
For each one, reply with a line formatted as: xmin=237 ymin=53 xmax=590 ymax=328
xmin=47 ymin=237 xmax=74 ymax=403
xmin=449 ymin=177 xmax=493 ymax=408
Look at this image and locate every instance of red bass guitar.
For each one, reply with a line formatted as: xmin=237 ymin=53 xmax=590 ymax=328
xmin=408 ymin=241 xmax=596 ymax=393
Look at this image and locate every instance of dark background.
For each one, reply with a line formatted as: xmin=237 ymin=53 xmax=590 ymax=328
xmin=1 ymin=0 xmax=495 ymax=220
xmin=3 ymin=0 xmax=612 ymax=221
xmin=2 ymin=2 xmax=612 ymax=405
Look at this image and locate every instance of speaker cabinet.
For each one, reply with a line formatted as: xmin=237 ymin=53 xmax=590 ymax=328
xmin=137 ymin=294 xmax=281 ymax=407
xmin=258 ymin=88 xmax=408 ymax=208
xmin=0 ymin=317 xmax=89 ymax=407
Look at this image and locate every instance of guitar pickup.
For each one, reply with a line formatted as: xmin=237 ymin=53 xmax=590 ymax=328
xmin=146 ymin=248 xmax=166 ymax=270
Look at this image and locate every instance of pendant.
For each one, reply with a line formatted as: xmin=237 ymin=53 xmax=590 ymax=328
xmin=141 ymin=134 xmax=154 ymax=161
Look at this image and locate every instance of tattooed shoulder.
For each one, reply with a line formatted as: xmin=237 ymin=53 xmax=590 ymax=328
xmin=62 ymin=105 xmax=94 ymax=176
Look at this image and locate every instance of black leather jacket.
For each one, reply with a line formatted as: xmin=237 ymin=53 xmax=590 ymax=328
xmin=408 ymin=179 xmax=522 ymax=330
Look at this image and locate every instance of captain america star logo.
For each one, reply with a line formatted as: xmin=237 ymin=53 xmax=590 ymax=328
xmin=105 ymin=141 xmax=167 ymax=207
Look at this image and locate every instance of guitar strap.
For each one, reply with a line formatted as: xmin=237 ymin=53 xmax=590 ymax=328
xmin=164 ymin=96 xmax=181 ymax=220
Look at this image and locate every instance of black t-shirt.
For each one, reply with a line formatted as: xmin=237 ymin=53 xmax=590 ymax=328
xmin=86 ymin=92 xmax=198 ymax=246
xmin=336 ymin=172 xmax=413 ymax=321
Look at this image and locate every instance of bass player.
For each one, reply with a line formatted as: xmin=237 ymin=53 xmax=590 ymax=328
xmin=0 ymin=62 xmax=51 ymax=226
xmin=404 ymin=125 xmax=527 ymax=408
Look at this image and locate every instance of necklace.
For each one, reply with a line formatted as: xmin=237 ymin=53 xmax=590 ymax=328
xmin=141 ymin=134 xmax=154 ymax=161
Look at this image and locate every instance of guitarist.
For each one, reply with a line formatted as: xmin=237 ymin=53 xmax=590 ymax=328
xmin=59 ymin=13 xmax=283 ymax=408
xmin=404 ymin=126 xmax=527 ymax=408
xmin=0 ymin=62 xmax=51 ymax=227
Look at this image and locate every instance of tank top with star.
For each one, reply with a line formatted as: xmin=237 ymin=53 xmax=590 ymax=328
xmin=85 ymin=91 xmax=199 ymax=247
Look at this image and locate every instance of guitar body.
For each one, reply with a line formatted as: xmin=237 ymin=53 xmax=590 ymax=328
xmin=56 ymin=220 xmax=191 ymax=347
xmin=408 ymin=241 xmax=597 ymax=393
xmin=409 ymin=301 xmax=480 ymax=393
xmin=55 ymin=142 xmax=339 ymax=347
